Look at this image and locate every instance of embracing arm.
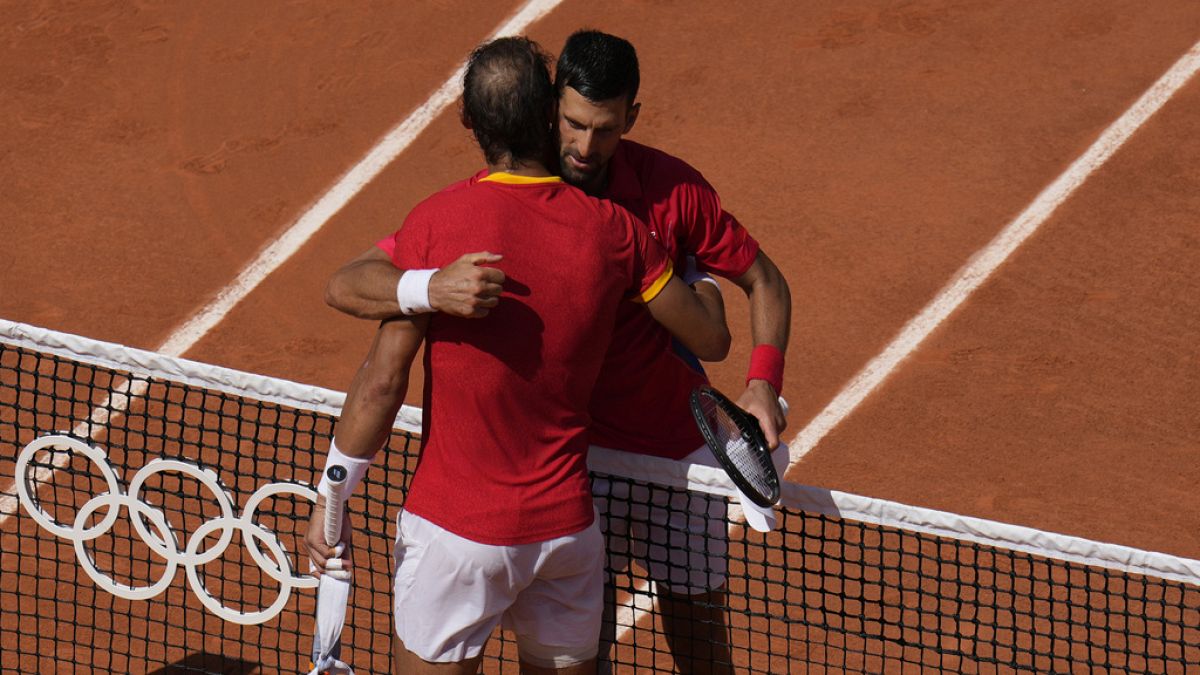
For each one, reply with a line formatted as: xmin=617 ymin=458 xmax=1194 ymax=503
xmin=324 ymin=247 xmax=406 ymax=320
xmin=689 ymin=281 xmax=730 ymax=360
xmin=644 ymin=275 xmax=731 ymax=362
xmin=677 ymin=255 xmax=731 ymax=362
xmin=325 ymin=246 xmax=506 ymax=320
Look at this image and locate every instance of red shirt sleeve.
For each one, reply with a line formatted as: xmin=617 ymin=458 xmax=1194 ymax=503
xmin=385 ymin=207 xmax=431 ymax=270
xmin=614 ymin=205 xmax=673 ymax=302
xmin=680 ymin=174 xmax=760 ymax=279
xmin=376 ymin=233 xmax=398 ymax=260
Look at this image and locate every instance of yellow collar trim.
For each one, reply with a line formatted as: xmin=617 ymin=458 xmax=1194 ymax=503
xmin=480 ymin=172 xmax=563 ymax=185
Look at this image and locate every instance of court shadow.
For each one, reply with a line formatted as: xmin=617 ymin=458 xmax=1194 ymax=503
xmin=146 ymin=653 xmax=259 ymax=675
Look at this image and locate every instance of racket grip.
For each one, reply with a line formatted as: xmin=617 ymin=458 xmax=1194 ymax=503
xmin=778 ymin=396 xmax=789 ymax=417
xmin=322 ymin=465 xmax=348 ymax=548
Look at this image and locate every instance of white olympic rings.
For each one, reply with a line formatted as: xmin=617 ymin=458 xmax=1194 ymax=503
xmin=15 ymin=435 xmax=319 ymax=625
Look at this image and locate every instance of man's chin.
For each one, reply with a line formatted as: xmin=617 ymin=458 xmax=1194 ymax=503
xmin=560 ymin=166 xmax=592 ymax=187
xmin=560 ymin=162 xmax=600 ymax=189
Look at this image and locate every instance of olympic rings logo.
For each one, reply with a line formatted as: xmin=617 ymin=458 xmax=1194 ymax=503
xmin=15 ymin=435 xmax=319 ymax=626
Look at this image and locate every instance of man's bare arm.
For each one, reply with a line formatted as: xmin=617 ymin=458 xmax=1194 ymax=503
xmin=325 ymin=248 xmax=405 ymax=319
xmin=690 ymin=281 xmax=729 ymax=360
xmin=677 ymin=255 xmax=731 ymax=361
xmin=334 ymin=315 xmax=429 ymax=456
xmin=325 ymin=246 xmax=505 ymax=320
xmin=728 ymin=250 xmax=792 ymax=448
xmin=303 ymin=315 xmax=428 ymax=573
xmin=644 ymin=275 xmax=731 ymax=362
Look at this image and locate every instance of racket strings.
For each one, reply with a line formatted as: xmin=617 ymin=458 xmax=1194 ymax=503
xmin=701 ymin=398 xmax=775 ymax=497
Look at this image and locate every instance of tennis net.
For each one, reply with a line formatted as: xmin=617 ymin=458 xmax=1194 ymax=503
xmin=2 ymin=319 xmax=1199 ymax=673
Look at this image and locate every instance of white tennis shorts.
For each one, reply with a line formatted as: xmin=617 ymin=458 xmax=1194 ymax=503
xmin=392 ymin=509 xmax=605 ymax=667
xmin=591 ymin=442 xmax=789 ymax=596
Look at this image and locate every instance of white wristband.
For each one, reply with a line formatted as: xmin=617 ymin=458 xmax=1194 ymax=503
xmin=396 ymin=268 xmax=438 ymax=315
xmin=316 ymin=439 xmax=374 ymax=500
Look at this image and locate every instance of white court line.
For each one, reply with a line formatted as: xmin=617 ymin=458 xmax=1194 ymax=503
xmin=159 ymin=0 xmax=565 ymax=356
xmin=610 ymin=38 xmax=1200 ymax=649
xmin=787 ymin=38 xmax=1200 ymax=464
xmin=0 ymin=0 xmax=564 ymax=521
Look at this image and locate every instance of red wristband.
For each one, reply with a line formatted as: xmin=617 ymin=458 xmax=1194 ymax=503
xmin=746 ymin=344 xmax=785 ymax=394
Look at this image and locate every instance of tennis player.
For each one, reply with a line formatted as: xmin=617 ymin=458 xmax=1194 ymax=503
xmin=324 ymin=31 xmax=792 ymax=673
xmin=305 ymin=37 xmax=731 ymax=675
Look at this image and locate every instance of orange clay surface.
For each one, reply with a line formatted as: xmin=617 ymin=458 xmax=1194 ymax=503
xmin=2 ymin=0 xmax=1200 ymax=665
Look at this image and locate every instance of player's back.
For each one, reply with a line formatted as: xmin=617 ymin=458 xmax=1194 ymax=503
xmin=387 ymin=172 xmax=669 ymax=545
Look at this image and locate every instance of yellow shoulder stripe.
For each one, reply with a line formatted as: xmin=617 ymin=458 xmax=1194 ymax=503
xmin=635 ymin=260 xmax=674 ymax=304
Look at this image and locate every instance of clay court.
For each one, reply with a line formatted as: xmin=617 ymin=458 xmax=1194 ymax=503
xmin=2 ymin=1 xmax=1199 ymax=672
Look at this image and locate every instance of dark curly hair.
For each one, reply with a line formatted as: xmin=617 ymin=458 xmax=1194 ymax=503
xmin=462 ymin=36 xmax=555 ymax=166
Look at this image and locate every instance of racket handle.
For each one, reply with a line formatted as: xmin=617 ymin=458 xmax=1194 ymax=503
xmin=322 ymin=464 xmax=348 ymax=548
xmin=778 ymin=396 xmax=789 ymax=417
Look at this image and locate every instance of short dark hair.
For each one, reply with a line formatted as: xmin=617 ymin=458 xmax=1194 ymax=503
xmin=462 ymin=36 xmax=555 ymax=165
xmin=555 ymin=30 xmax=639 ymax=104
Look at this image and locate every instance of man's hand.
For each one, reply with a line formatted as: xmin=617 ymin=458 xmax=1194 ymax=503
xmin=303 ymin=496 xmax=353 ymax=577
xmin=737 ymin=379 xmax=787 ymax=449
xmin=429 ymin=251 xmax=506 ymax=318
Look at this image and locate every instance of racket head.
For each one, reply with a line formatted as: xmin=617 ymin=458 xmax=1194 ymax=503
xmin=689 ymin=386 xmax=781 ymax=507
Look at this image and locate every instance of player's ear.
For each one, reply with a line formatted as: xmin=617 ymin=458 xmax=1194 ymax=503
xmin=623 ymin=101 xmax=640 ymax=134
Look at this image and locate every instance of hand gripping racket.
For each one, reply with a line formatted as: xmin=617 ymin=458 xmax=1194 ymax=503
xmin=310 ymin=464 xmax=353 ymax=675
xmin=689 ymin=386 xmax=781 ymax=508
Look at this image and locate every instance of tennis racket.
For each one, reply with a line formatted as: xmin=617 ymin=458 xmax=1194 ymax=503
xmin=689 ymin=386 xmax=781 ymax=508
xmin=322 ymin=464 xmax=349 ymax=577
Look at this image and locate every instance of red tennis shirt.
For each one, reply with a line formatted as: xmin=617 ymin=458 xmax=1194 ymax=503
xmin=384 ymin=172 xmax=673 ymax=545
xmin=586 ymin=140 xmax=761 ymax=459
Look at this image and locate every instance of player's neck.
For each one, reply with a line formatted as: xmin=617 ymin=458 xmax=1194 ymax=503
xmin=487 ymin=156 xmax=554 ymax=178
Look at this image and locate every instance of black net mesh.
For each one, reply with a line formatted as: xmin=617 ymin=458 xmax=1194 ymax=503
xmin=3 ymin=337 xmax=1200 ymax=673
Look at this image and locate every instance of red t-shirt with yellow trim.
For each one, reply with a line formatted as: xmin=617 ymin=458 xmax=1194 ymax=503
xmin=586 ymin=140 xmax=761 ymax=459
xmin=383 ymin=172 xmax=672 ymax=545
